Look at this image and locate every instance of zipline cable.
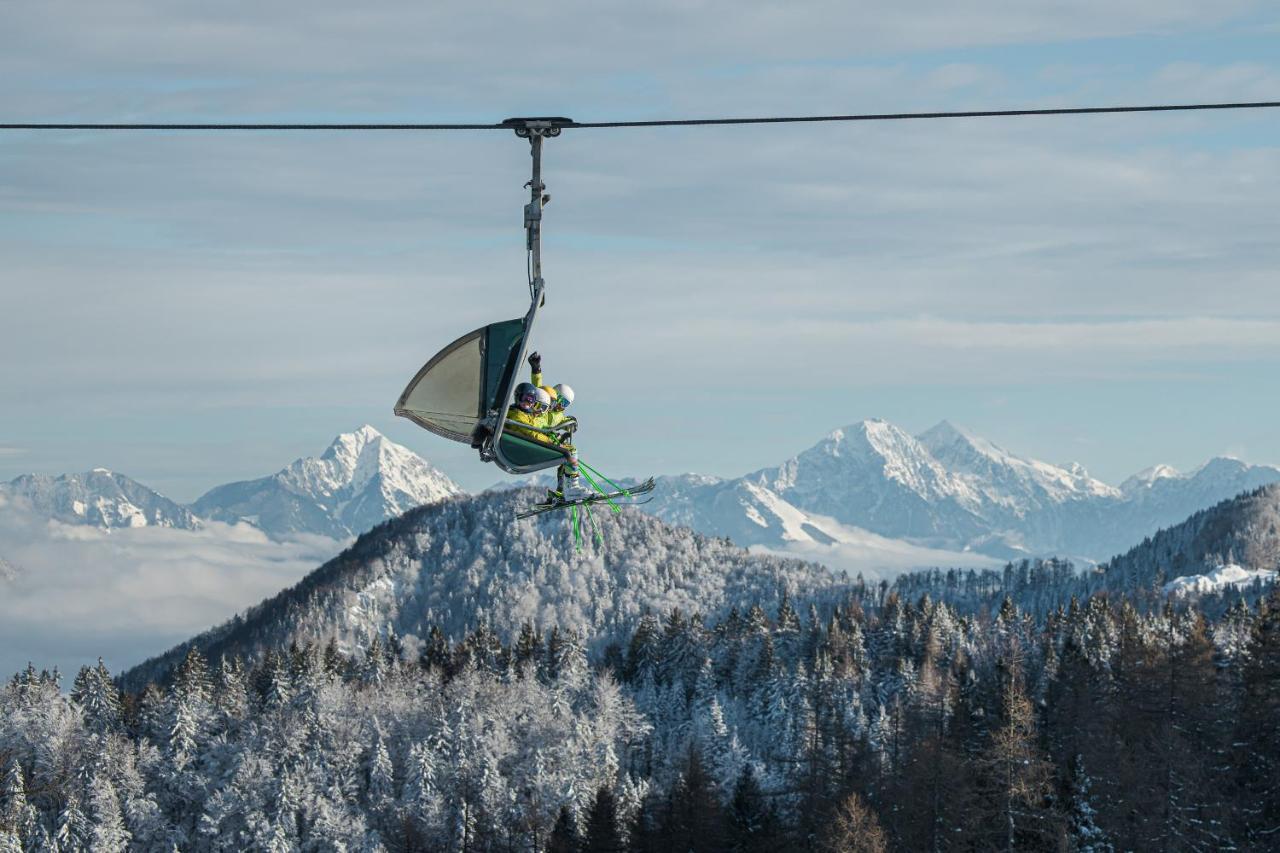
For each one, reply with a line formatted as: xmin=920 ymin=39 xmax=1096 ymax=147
xmin=3 ymin=100 xmax=1279 ymax=131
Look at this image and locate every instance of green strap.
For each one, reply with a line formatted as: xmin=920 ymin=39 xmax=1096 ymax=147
xmin=571 ymin=504 xmax=582 ymax=551
xmin=578 ymin=466 xmax=623 ymax=514
xmin=584 ymin=500 xmax=604 ymax=546
xmin=577 ymin=459 xmax=631 ymax=498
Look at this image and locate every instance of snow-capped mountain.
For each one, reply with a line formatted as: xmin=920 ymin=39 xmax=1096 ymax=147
xmin=192 ymin=426 xmax=461 ymax=540
xmin=122 ymin=487 xmax=840 ymax=690
xmin=646 ymin=471 xmax=998 ymax=577
xmin=917 ymin=421 xmax=1119 ymax=508
xmin=646 ymin=419 xmax=1280 ymax=562
xmin=0 ymin=469 xmax=198 ymax=530
xmin=1119 ymin=455 xmax=1280 ymax=527
xmin=650 ymin=474 xmax=843 ymax=548
xmin=748 ymin=420 xmax=987 ymax=542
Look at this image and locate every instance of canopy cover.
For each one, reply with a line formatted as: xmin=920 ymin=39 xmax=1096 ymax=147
xmin=394 ymin=318 xmax=525 ymax=444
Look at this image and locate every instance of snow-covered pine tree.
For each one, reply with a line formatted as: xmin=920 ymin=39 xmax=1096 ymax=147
xmin=1065 ymin=754 xmax=1113 ymax=853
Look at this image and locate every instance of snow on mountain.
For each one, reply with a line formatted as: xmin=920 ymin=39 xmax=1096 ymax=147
xmin=648 ymin=474 xmax=843 ymax=548
xmin=645 ymin=420 xmax=1280 ymax=563
xmin=647 ymin=472 xmax=997 ymax=577
xmin=0 ymin=469 xmax=198 ymax=530
xmin=1121 ymin=463 xmax=1181 ymax=494
xmin=192 ymin=426 xmax=462 ymax=540
xmin=1164 ymin=563 xmax=1277 ymax=597
xmin=918 ymin=420 xmax=1119 ymax=508
xmin=1121 ymin=456 xmax=1280 ymax=516
xmin=749 ymin=420 xmax=987 ymax=542
xmin=122 ymin=487 xmax=841 ymax=690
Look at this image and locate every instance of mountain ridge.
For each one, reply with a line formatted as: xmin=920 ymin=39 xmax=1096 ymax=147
xmin=647 ymin=418 xmax=1280 ymax=563
xmin=120 ymin=487 xmax=841 ymax=690
xmin=0 ymin=469 xmax=199 ymax=530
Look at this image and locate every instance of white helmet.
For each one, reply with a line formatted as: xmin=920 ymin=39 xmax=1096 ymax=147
xmin=553 ymin=384 xmax=575 ymax=409
xmin=533 ymin=387 xmax=552 ymax=412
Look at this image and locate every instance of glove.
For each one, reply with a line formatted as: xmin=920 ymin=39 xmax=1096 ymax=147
xmin=528 ymin=351 xmax=542 ymax=372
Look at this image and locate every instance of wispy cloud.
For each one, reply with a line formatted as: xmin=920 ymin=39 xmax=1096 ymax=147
xmin=0 ymin=447 xmax=26 ymax=457
xmin=1 ymin=1 xmax=1278 ymax=493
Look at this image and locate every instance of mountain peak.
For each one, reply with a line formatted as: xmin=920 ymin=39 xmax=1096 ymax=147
xmin=1184 ymin=456 xmax=1252 ymax=484
xmin=194 ymin=427 xmax=462 ymax=540
xmin=324 ymin=424 xmax=385 ymax=458
xmin=1121 ymin=463 xmax=1181 ymax=493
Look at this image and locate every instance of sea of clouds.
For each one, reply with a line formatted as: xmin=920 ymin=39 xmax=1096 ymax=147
xmin=0 ymin=492 xmax=342 ymax=682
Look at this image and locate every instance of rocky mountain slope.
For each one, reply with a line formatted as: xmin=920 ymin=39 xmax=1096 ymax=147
xmin=191 ymin=426 xmax=462 ymax=540
xmin=0 ymin=469 xmax=199 ymax=530
xmin=121 ymin=487 xmax=840 ymax=689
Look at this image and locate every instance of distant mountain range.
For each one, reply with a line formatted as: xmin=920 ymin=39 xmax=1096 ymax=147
xmin=0 ymin=468 xmax=199 ymax=529
xmin=4 ymin=420 xmax=1278 ymax=567
xmin=0 ymin=427 xmax=462 ymax=541
xmin=647 ymin=419 xmax=1280 ymax=562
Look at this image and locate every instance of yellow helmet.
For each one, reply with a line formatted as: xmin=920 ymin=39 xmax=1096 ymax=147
xmin=539 ymin=385 xmax=556 ymax=400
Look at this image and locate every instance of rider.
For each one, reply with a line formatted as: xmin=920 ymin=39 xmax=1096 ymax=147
xmin=507 ymin=383 xmax=552 ymax=444
xmin=527 ymin=352 xmax=585 ymax=502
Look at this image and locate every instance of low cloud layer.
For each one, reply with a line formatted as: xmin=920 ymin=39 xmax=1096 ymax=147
xmin=0 ymin=497 xmax=340 ymax=681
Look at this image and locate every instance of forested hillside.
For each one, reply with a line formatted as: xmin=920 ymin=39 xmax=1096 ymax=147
xmin=3 ymin=485 xmax=1278 ymax=851
xmin=122 ymin=488 xmax=840 ymax=692
xmin=1098 ymin=483 xmax=1280 ymax=592
xmin=3 ymin=578 xmax=1278 ymax=850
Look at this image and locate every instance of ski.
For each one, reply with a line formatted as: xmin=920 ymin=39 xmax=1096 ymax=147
xmin=516 ymin=477 xmax=656 ymax=519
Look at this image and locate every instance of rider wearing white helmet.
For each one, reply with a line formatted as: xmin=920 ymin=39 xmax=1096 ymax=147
xmin=527 ymin=352 xmax=586 ymax=501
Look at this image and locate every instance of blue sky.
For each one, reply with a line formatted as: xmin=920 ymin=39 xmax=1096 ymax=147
xmin=2 ymin=1 xmax=1279 ymax=498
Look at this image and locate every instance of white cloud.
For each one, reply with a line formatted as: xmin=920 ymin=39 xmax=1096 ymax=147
xmin=0 ymin=503 xmax=340 ymax=680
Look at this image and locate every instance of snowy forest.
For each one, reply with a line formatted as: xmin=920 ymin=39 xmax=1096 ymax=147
xmin=3 ymin=564 xmax=1279 ymax=852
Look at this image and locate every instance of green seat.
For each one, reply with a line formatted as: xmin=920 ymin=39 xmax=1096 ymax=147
xmin=497 ymin=432 xmax=572 ymax=468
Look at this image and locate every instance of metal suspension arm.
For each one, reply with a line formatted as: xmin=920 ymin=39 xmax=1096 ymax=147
xmin=503 ymin=117 xmax=569 ymax=304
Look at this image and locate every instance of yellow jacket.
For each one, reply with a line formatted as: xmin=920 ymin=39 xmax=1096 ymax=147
xmin=506 ymin=407 xmax=551 ymax=444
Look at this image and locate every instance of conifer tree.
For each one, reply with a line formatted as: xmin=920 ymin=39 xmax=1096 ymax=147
xmin=54 ymin=792 xmax=90 ymax=853
xmin=726 ymin=765 xmax=781 ymax=852
xmin=87 ymin=775 xmax=131 ymax=853
xmin=1233 ymin=586 xmax=1280 ymax=845
xmin=547 ymin=805 xmax=579 ymax=853
xmin=0 ymin=761 xmax=33 ymax=846
xmin=662 ymin=750 xmax=725 ymax=852
xmin=1065 ymin=755 xmax=1112 ymax=853
xmin=583 ymin=786 xmax=624 ymax=853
